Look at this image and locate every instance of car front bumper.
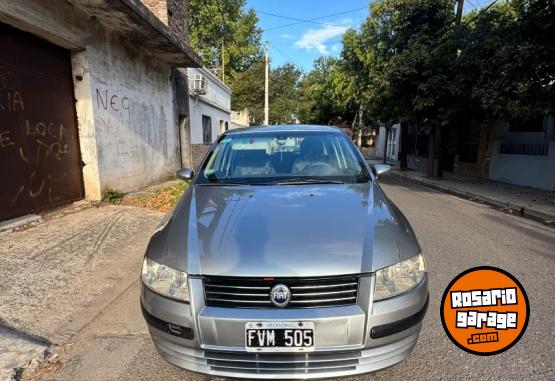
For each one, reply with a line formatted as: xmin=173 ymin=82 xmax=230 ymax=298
xmin=141 ymin=274 xmax=428 ymax=379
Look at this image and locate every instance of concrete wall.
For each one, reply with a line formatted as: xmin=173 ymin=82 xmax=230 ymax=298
xmin=187 ymin=67 xmax=231 ymax=144
xmin=493 ymin=118 xmax=555 ymax=144
xmin=489 ymin=141 xmax=555 ymax=191
xmin=88 ymin=28 xmax=180 ymax=193
xmin=0 ymin=0 xmax=183 ymax=199
xmin=489 ymin=117 xmax=555 ymax=190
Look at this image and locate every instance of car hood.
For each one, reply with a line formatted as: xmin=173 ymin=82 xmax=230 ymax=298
xmin=152 ymin=182 xmax=418 ymax=277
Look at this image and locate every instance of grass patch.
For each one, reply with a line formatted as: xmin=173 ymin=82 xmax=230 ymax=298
xmin=122 ymin=181 xmax=188 ymax=212
xmin=103 ymin=189 xmax=124 ymax=203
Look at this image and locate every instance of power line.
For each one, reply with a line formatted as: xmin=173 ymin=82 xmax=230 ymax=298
xmin=466 ymin=0 xmax=477 ymax=9
xmin=466 ymin=0 xmax=499 ymax=22
xmin=257 ymin=10 xmax=347 ymax=28
xmin=261 ymin=6 xmax=367 ymax=31
xmin=270 ymin=43 xmax=294 ymax=63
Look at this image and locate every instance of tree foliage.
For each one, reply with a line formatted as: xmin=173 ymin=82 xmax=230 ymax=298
xmin=231 ymin=60 xmax=305 ymax=125
xmin=458 ymin=0 xmax=555 ymax=123
xmin=298 ymin=57 xmax=354 ymax=125
xmin=230 ymin=60 xmax=265 ymax=123
xmin=269 ymin=63 xmax=303 ymax=124
xmin=187 ymin=0 xmax=263 ymax=83
xmin=301 ymin=0 xmax=554 ymax=125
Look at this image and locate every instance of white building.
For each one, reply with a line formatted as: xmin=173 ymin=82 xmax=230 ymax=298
xmin=376 ymin=123 xmax=401 ymax=162
xmin=188 ymin=67 xmax=232 ymax=144
xmin=231 ymin=109 xmax=252 ymax=129
xmin=187 ymin=67 xmax=233 ymax=169
xmin=489 ymin=116 xmax=555 ymax=191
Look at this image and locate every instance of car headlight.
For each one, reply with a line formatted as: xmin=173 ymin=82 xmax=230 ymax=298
xmin=141 ymin=257 xmax=190 ymax=302
xmin=373 ymin=254 xmax=426 ymax=301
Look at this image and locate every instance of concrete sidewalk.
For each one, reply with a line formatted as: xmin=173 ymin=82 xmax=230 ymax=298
xmin=0 ymin=204 xmax=163 ymax=379
xmin=368 ymin=159 xmax=555 ymax=225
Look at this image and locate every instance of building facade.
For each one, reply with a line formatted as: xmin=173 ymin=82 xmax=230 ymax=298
xmin=489 ymin=117 xmax=555 ymax=191
xmin=187 ymin=67 xmax=232 ymax=170
xmin=0 ymin=0 xmax=202 ymax=221
xmin=376 ymin=124 xmax=400 ymax=162
xmin=231 ymin=109 xmax=253 ymax=129
xmin=405 ymin=116 xmax=555 ymax=191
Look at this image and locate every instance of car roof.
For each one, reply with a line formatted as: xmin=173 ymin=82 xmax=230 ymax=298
xmin=223 ymin=124 xmax=342 ymax=135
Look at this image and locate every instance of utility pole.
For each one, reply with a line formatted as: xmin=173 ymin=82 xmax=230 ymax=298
xmin=221 ymin=40 xmax=225 ymax=84
xmin=455 ymin=0 xmax=464 ymax=26
xmin=264 ymin=42 xmax=269 ymax=125
xmin=357 ymin=104 xmax=363 ymax=148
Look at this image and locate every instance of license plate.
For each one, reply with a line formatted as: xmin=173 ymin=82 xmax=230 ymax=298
xmin=245 ymin=321 xmax=315 ymax=352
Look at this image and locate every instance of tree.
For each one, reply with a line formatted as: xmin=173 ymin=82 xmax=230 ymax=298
xmin=298 ymin=57 xmax=335 ymax=124
xmin=230 ymin=61 xmax=305 ymax=125
xmin=269 ymin=63 xmax=303 ymax=124
xmin=187 ymin=0 xmax=263 ymax=83
xmin=335 ymin=28 xmax=371 ymax=142
xmin=230 ymin=60 xmax=265 ymax=124
xmin=358 ymin=0 xmax=456 ymax=174
xmin=300 ymin=0 xmax=553 ymax=175
xmin=458 ymin=0 xmax=555 ymax=124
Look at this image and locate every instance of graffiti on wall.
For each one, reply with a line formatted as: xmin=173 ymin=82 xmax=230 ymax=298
xmin=96 ymin=88 xmax=129 ymax=113
xmin=0 ymin=64 xmax=81 ymax=217
xmin=0 ymin=67 xmax=24 ymax=112
xmin=94 ymin=87 xmax=137 ymax=158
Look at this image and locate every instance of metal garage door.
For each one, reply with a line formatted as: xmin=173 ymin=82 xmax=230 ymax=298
xmin=0 ymin=22 xmax=84 ymax=221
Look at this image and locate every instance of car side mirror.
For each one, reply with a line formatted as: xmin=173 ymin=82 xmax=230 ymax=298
xmin=373 ymin=164 xmax=391 ymax=177
xmin=176 ymin=168 xmax=194 ymax=181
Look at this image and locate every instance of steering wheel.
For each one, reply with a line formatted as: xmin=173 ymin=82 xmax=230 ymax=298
xmin=300 ymin=162 xmax=337 ymax=176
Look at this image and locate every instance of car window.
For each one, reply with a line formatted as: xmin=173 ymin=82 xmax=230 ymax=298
xmin=196 ymin=131 xmax=371 ymax=185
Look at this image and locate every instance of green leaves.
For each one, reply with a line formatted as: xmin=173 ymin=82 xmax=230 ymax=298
xmin=187 ymin=0 xmax=262 ymax=83
xmin=303 ymin=0 xmax=553 ymax=131
xmin=458 ymin=0 xmax=554 ymax=122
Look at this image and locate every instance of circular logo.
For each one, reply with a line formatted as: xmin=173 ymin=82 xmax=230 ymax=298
xmin=440 ymin=266 xmax=529 ymax=356
xmin=270 ymin=284 xmax=291 ymax=307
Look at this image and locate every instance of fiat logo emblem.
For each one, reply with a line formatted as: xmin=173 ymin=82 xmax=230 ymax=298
xmin=270 ymin=284 xmax=291 ymax=307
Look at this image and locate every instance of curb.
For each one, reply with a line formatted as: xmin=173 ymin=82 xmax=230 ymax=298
xmin=390 ymin=171 xmax=554 ymax=228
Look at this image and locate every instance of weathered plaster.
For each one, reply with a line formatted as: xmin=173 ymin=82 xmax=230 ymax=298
xmin=1 ymin=0 xmax=194 ymax=200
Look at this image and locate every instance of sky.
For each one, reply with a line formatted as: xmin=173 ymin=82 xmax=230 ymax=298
xmin=245 ymin=0 xmax=493 ymax=72
xmin=245 ymin=0 xmax=370 ymax=71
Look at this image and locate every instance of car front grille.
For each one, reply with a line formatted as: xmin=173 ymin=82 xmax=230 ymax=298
xmin=205 ymin=350 xmax=360 ymax=374
xmin=203 ymin=275 xmax=359 ymax=308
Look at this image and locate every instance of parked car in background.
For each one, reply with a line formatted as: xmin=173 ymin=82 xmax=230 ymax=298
xmin=140 ymin=125 xmax=428 ymax=379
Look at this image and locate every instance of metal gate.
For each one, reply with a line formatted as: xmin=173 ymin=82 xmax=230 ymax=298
xmin=0 ymin=22 xmax=84 ymax=221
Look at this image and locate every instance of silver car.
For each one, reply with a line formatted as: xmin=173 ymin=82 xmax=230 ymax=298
xmin=140 ymin=125 xmax=428 ymax=379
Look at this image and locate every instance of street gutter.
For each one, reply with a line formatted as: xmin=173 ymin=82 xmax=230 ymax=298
xmin=390 ymin=171 xmax=554 ymax=228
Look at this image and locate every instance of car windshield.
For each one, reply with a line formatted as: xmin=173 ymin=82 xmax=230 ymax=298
xmin=196 ymin=131 xmax=371 ymax=185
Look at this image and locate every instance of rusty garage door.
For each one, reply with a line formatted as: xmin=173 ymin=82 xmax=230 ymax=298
xmin=0 ymin=22 xmax=84 ymax=221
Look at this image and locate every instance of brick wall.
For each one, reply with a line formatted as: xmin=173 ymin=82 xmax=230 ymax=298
xmin=192 ymin=144 xmax=211 ymax=172
xmin=168 ymin=0 xmax=188 ymax=41
xmin=141 ymin=0 xmax=187 ymax=41
xmin=142 ymin=0 xmax=168 ymax=24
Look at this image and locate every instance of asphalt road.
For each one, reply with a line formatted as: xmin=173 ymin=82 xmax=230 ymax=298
xmin=38 ymin=176 xmax=555 ymax=381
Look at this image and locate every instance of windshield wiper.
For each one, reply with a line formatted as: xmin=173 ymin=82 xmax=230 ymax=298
xmin=270 ymin=178 xmax=345 ymax=185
